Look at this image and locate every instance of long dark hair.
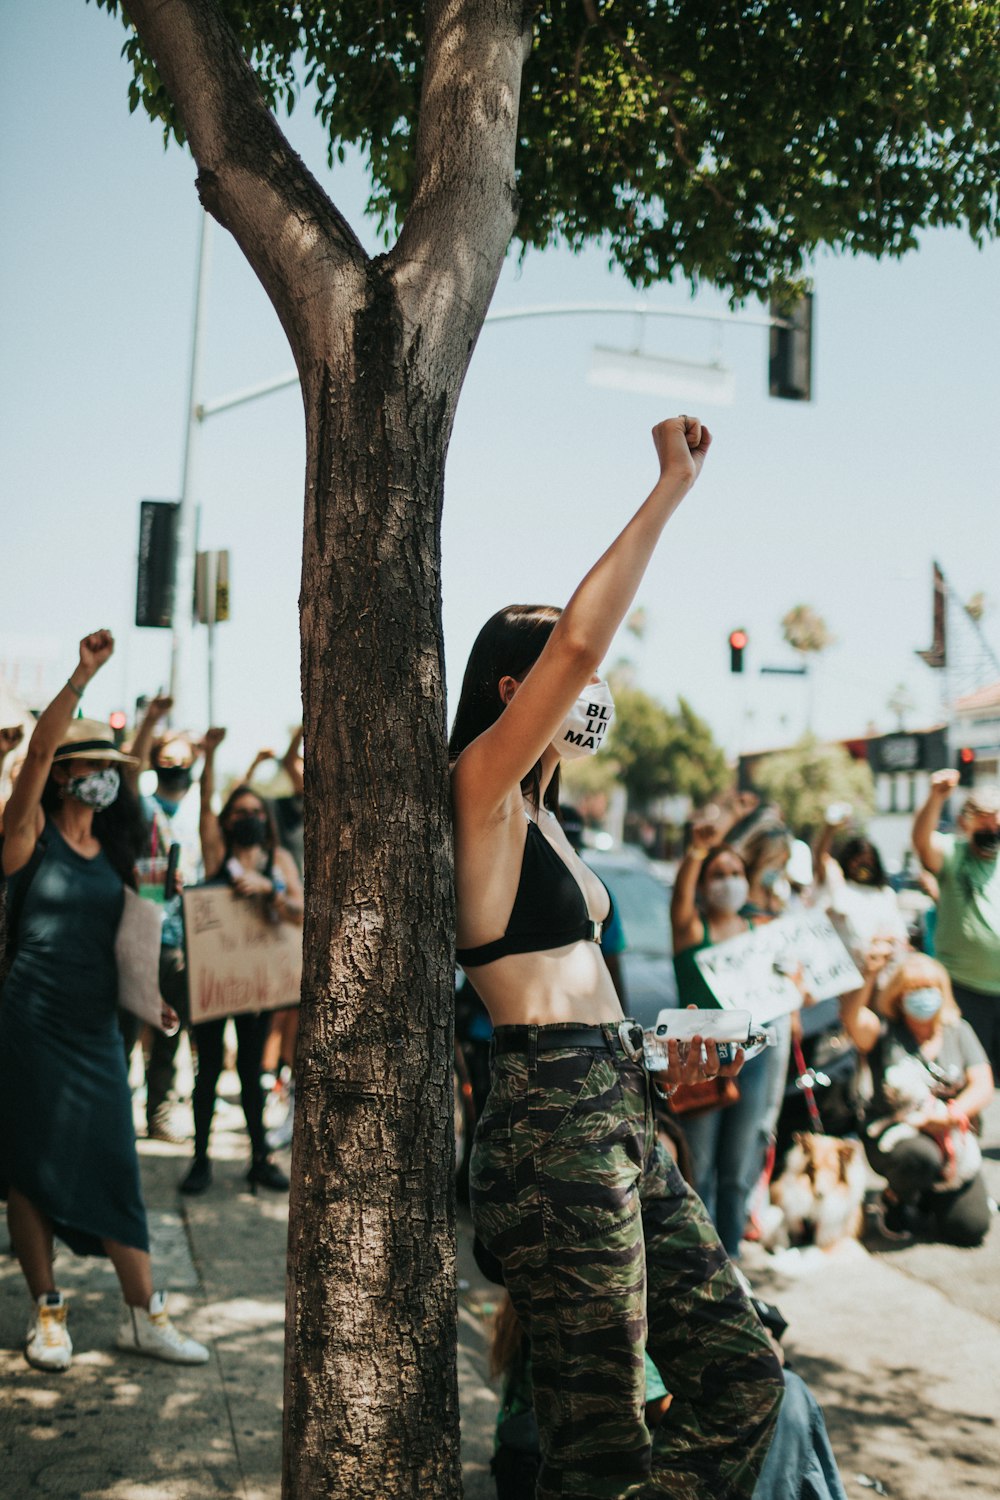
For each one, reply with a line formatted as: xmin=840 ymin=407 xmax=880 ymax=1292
xmin=448 ymin=605 xmax=562 ymax=812
xmin=217 ymin=784 xmax=278 ymax=868
xmin=41 ymin=771 xmax=145 ymax=888
xmin=836 ymin=836 xmax=888 ymax=889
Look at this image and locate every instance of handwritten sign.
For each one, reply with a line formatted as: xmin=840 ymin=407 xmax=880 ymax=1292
xmin=183 ymin=886 xmax=302 ymax=1023
xmin=694 ymin=910 xmax=862 ymax=1025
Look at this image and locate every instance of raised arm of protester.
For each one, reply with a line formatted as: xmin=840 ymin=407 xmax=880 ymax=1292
xmin=2 ymin=631 xmax=115 ymax=877
xmin=243 ymin=746 xmax=277 ymax=784
xmin=199 ymin=727 xmax=227 ymax=878
xmin=281 ymin=724 xmax=304 ymax=797
xmin=912 ymin=769 xmax=960 ymax=874
xmin=124 ymin=693 xmax=174 ymax=789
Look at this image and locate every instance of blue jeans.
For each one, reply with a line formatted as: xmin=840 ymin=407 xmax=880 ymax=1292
xmin=681 ymin=1018 xmax=791 ymax=1257
xmin=753 ymin=1369 xmax=847 ymax=1500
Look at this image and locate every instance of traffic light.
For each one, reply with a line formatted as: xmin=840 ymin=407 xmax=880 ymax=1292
xmin=729 ymin=629 xmax=748 ymax=674
xmin=769 ymin=291 xmax=813 ymax=402
xmin=109 ymin=710 xmax=128 ymax=748
xmin=958 ymin=747 xmax=976 ymax=788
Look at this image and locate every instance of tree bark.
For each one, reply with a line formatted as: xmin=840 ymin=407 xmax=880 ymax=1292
xmin=121 ymin=2 xmax=530 ymax=1495
xmin=286 ymin=291 xmax=461 ymax=1497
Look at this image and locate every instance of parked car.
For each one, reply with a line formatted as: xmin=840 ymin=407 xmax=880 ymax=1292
xmin=584 ymin=847 xmax=678 ymax=1027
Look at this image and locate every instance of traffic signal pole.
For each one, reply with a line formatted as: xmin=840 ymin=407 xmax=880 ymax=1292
xmin=168 ymin=211 xmax=213 ymax=723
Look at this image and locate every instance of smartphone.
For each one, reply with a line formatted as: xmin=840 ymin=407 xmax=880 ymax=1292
xmin=164 ymin=842 xmax=180 ymax=900
xmin=653 ymin=1008 xmax=754 ymax=1043
xmin=644 ymin=1008 xmax=772 ymax=1070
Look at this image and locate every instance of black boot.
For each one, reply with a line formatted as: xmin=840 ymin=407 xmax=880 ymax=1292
xmin=246 ymin=1155 xmax=289 ymax=1194
xmin=179 ymin=1157 xmax=213 ymax=1196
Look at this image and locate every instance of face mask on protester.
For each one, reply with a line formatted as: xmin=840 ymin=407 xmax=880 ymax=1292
xmin=554 ymin=679 xmax=615 ymax=760
xmin=156 ymin=764 xmax=193 ymax=795
xmin=229 ymin=813 xmax=268 ymax=848
xmin=704 ymin=875 xmax=749 ymax=915
xmin=761 ymin=867 xmax=791 ymax=906
xmin=65 ymin=767 xmax=120 ymax=810
xmin=902 ymin=987 xmax=943 ymax=1023
xmin=971 ymin=827 xmax=1000 ymax=856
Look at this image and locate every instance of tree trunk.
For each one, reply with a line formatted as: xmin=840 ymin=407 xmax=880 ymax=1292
xmin=283 ymin=272 xmax=461 ymax=1499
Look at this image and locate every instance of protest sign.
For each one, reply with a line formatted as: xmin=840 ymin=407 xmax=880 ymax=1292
xmin=693 ymin=910 xmax=862 ymax=1025
xmin=116 ymin=886 xmax=172 ymax=1031
xmin=183 ymin=886 xmax=302 ymax=1023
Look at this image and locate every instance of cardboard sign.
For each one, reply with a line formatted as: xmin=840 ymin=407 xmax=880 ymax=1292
xmin=693 ymin=910 xmax=862 ymax=1025
xmin=183 ymin=886 xmax=302 ymax=1023
xmin=116 ymin=886 xmax=171 ymax=1031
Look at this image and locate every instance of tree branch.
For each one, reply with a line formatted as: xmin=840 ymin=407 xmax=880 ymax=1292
xmin=124 ymin=0 xmax=369 ymax=357
xmin=390 ymin=0 xmax=530 ymax=396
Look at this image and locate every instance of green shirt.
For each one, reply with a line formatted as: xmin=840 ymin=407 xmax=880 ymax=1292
xmin=935 ymin=835 xmax=1000 ymax=995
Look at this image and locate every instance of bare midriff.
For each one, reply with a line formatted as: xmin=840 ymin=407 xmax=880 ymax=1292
xmin=461 ymin=941 xmax=625 ymax=1029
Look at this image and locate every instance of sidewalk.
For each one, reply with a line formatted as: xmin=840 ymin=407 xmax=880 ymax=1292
xmin=1 ymin=1063 xmax=997 ymax=1499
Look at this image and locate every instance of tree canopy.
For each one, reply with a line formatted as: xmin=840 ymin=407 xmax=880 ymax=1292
xmin=96 ymin=0 xmax=1000 ymax=299
xmin=569 ymin=678 xmax=730 ymax=810
xmin=749 ymin=733 xmax=875 ymax=836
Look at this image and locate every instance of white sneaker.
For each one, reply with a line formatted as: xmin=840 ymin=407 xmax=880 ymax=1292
xmin=116 ymin=1292 xmax=210 ymax=1364
xmin=26 ymin=1291 xmax=73 ymax=1371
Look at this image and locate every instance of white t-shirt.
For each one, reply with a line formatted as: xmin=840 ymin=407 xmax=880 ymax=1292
xmin=820 ymin=877 xmax=908 ymax=967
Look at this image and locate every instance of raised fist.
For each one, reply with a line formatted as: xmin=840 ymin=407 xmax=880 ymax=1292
xmin=931 ymin=769 xmax=960 ymax=797
xmin=79 ymin=629 xmax=115 ymax=677
xmin=0 ymin=724 xmax=24 ymax=756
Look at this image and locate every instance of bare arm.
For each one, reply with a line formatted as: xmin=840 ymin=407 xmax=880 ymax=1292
xmin=913 ymin=770 xmax=958 ymax=874
xmin=2 ymin=632 xmax=115 ymax=877
xmin=837 ymin=945 xmax=890 ymax=1056
xmin=243 ymin=748 xmax=276 ymax=785
xmin=949 ymin=1061 xmax=994 ymax=1122
xmin=123 ymin=694 xmax=174 ymax=790
xmin=453 ymin=417 xmax=711 ymax=818
xmin=199 ymin=728 xmax=227 ymax=879
xmin=281 ymin=726 xmax=305 ymax=797
xmin=670 ymin=821 xmax=716 ymax=950
xmin=272 ymin=847 xmax=304 ymax=927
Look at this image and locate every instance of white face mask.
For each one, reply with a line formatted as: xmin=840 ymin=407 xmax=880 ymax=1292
xmin=555 ymin=679 xmax=615 ymax=760
xmin=705 ymin=875 xmax=749 ymax=914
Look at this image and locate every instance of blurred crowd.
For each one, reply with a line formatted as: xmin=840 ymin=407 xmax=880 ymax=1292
xmin=0 ymin=631 xmax=304 ymax=1374
xmin=1 ymin=629 xmax=996 ymax=1500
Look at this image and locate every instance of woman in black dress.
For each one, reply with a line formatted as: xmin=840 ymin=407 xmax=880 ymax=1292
xmin=0 ymin=630 xmax=208 ymax=1371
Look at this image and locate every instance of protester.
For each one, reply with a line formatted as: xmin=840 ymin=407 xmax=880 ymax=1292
xmin=122 ymin=693 xmax=205 ymax=1142
xmin=245 ymin=723 xmax=305 ymax=876
xmin=0 ymin=723 xmax=26 ymax=966
xmin=814 ymin=807 xmax=908 ymax=967
xmin=453 ymin=415 xmax=782 ymax=1500
xmin=179 ymin=729 xmax=303 ymax=1196
xmin=243 ymin=727 xmax=305 ymax=1148
xmin=670 ymin=827 xmax=778 ymax=1257
xmin=0 ymin=631 xmax=208 ymax=1370
xmin=912 ymin=770 xmax=1000 ymax=1076
xmin=488 ymin=1098 xmax=848 ymax=1500
xmin=841 ymin=948 xmax=993 ymax=1246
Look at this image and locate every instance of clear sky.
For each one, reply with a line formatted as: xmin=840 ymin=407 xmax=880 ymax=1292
xmin=2 ymin=3 xmax=999 ymax=780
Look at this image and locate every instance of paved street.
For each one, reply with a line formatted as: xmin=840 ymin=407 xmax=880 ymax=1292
xmin=1 ymin=1057 xmax=997 ymax=1500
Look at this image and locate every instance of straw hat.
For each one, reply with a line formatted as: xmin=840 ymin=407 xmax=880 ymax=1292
xmin=51 ymin=717 xmax=139 ymax=766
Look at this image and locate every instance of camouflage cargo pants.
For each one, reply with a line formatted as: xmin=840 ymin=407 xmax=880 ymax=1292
xmin=470 ymin=1023 xmax=783 ymax=1500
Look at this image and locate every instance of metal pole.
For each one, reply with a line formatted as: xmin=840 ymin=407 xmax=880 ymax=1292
xmin=193 ymin=302 xmax=792 ymax=423
xmin=207 ymin=617 xmax=216 ymax=728
xmin=168 ymin=211 xmax=213 ymax=719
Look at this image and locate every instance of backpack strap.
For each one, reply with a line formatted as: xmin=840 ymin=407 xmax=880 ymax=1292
xmin=4 ymin=834 xmax=48 ymax=961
